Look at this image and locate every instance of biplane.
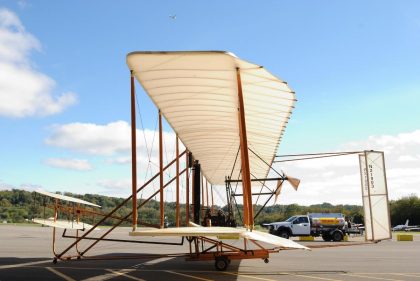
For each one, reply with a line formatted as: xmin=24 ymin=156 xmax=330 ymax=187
xmin=33 ymin=51 xmax=311 ymax=270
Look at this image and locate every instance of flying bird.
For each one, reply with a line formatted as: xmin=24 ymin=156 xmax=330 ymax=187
xmin=169 ymin=14 xmax=177 ymax=20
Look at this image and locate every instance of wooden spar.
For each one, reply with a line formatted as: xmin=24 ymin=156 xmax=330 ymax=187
xmin=130 ymin=70 xmax=138 ymax=230
xmin=186 ymin=151 xmax=190 ymax=225
xmin=176 ymin=134 xmax=180 ymax=227
xmin=159 ymin=110 xmax=164 ymax=228
xmin=236 ymin=67 xmax=254 ymax=228
xmin=56 ymin=153 xmax=186 ymax=259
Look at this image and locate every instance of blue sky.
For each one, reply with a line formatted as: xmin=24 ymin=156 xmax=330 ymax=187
xmin=0 ymin=1 xmax=419 ymax=204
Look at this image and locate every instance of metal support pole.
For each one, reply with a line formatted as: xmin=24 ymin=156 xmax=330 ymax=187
xmin=159 ymin=110 xmax=164 ymax=228
xmin=130 ymin=70 xmax=137 ymax=231
xmin=236 ymin=67 xmax=254 ymax=229
xmin=191 ymin=161 xmax=195 ymax=223
xmin=206 ymin=179 xmax=209 ymax=209
xmin=201 ymin=174 xmax=205 ymax=220
xmin=193 ymin=161 xmax=201 ymax=224
xmin=176 ymin=134 xmax=180 ymax=227
xmin=186 ymin=151 xmax=190 ymax=225
xmin=211 ymin=184 xmax=214 ymax=214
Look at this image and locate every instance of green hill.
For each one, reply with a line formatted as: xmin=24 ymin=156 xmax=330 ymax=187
xmin=0 ymin=189 xmax=418 ymax=226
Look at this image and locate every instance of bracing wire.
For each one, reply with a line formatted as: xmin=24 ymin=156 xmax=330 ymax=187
xmin=133 ymin=90 xmax=160 ymax=202
xmin=233 ymin=169 xmax=241 ymax=194
xmin=141 ymin=122 xmax=158 ymax=199
xmin=229 ymin=146 xmax=241 ymax=180
xmin=248 ymin=147 xmax=283 ymax=177
xmin=135 ymin=92 xmax=151 ymax=162
xmin=275 ymin=151 xmax=363 ymax=158
xmin=273 ymin=151 xmax=362 ymax=163
xmin=251 ymin=172 xmax=274 ymax=205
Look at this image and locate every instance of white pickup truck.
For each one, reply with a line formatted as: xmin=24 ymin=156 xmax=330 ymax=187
xmin=265 ymin=213 xmax=349 ymax=242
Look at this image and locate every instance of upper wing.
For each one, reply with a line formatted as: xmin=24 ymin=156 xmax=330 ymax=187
xmin=127 ymin=51 xmax=296 ymax=185
xmin=35 ymin=190 xmax=101 ymax=208
xmin=129 ymin=227 xmax=308 ymax=250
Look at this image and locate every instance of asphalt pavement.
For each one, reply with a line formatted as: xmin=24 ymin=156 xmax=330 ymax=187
xmin=0 ymin=225 xmax=419 ymax=281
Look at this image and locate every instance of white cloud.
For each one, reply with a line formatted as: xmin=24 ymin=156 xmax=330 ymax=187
xmin=0 ymin=180 xmax=14 ymax=190
xmin=45 ymin=120 xmax=181 ymax=159
xmin=45 ymin=121 xmax=132 ymax=155
xmin=0 ymin=8 xmax=77 ymax=118
xmin=98 ymin=179 xmax=131 ymax=192
xmin=41 ymin=121 xmax=420 ymax=206
xmin=97 ymin=175 xmax=184 ymax=202
xmin=106 ymin=156 xmax=131 ymax=165
xmin=398 ymin=155 xmax=418 ymax=162
xmin=44 ymin=158 xmax=93 ymax=171
xmin=272 ymin=129 xmax=420 ymax=205
xmin=0 ymin=181 xmax=42 ymax=191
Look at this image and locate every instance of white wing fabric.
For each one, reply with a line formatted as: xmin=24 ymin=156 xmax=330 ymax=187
xmin=33 ymin=218 xmax=99 ymax=230
xmin=127 ymin=51 xmax=296 ymax=185
xmin=35 ymin=190 xmax=101 ymax=208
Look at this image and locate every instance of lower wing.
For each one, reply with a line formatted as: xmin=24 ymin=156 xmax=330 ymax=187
xmin=129 ymin=227 xmax=309 ymax=250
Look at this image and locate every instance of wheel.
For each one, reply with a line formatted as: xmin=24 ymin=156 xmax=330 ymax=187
xmin=332 ymin=231 xmax=344 ymax=242
xmin=264 ymin=258 xmax=269 ymax=264
xmin=277 ymin=230 xmax=290 ymax=239
xmin=322 ymin=234 xmax=331 ymax=241
xmin=215 ymin=257 xmax=229 ymax=271
xmin=53 ymin=258 xmax=57 ymax=264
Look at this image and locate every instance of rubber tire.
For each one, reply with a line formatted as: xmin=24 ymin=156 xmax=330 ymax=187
xmin=277 ymin=230 xmax=290 ymax=239
xmin=264 ymin=258 xmax=269 ymax=264
xmin=322 ymin=234 xmax=332 ymax=241
xmin=332 ymin=231 xmax=343 ymax=242
xmin=215 ymin=257 xmax=229 ymax=271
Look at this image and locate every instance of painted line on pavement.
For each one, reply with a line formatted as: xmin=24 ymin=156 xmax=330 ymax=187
xmin=222 ymin=271 xmax=276 ymax=281
xmin=106 ymin=269 xmax=144 ymax=281
xmin=46 ymin=267 xmax=76 ymax=281
xmin=132 ymin=257 xmax=175 ymax=268
xmin=341 ymin=273 xmax=402 ymax=281
xmin=0 ymin=259 xmax=51 ymax=270
xmin=292 ymin=274 xmax=343 ymax=281
xmin=389 ymin=273 xmax=420 ymax=278
xmin=165 ymin=270 xmax=214 ymax=281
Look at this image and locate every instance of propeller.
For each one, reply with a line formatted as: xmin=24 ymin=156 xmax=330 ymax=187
xmin=274 ymin=173 xmax=301 ymax=203
xmin=274 ymin=180 xmax=283 ymax=203
xmin=286 ymin=175 xmax=301 ymax=191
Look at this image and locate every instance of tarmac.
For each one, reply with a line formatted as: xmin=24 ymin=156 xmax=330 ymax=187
xmin=0 ymin=225 xmax=419 ymax=281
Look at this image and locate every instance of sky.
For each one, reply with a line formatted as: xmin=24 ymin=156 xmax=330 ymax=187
xmin=0 ymin=0 xmax=419 ymax=206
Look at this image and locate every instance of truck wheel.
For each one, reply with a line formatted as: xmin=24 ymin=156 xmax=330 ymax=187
xmin=215 ymin=256 xmax=229 ymax=271
xmin=322 ymin=234 xmax=331 ymax=241
xmin=277 ymin=230 xmax=290 ymax=239
xmin=332 ymin=231 xmax=343 ymax=242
